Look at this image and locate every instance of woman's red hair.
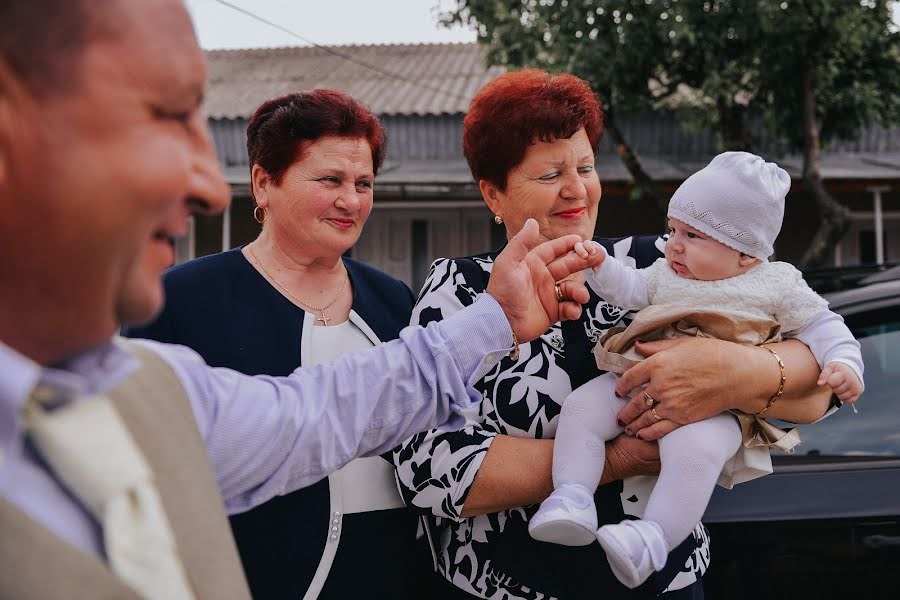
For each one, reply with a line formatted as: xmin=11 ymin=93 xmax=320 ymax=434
xmin=246 ymin=89 xmax=386 ymax=185
xmin=463 ymin=69 xmax=603 ymax=190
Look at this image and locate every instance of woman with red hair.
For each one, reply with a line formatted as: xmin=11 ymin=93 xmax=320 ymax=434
xmin=392 ymin=70 xmax=829 ymax=599
xmin=128 ymin=90 xmax=429 ymax=599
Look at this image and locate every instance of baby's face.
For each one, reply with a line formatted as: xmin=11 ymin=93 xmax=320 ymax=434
xmin=664 ymin=219 xmax=758 ymax=281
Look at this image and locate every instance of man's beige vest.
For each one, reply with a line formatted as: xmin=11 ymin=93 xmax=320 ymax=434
xmin=0 ymin=342 xmax=252 ymax=599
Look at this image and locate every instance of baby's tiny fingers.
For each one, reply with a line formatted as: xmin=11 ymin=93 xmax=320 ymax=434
xmin=826 ymin=372 xmax=846 ymax=389
xmin=818 ymin=364 xmax=837 ymax=385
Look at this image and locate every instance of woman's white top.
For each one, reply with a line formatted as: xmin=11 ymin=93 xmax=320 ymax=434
xmin=303 ymin=315 xmax=407 ymax=599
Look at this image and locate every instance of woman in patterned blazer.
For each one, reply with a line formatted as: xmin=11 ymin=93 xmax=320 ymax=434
xmin=392 ymin=70 xmax=832 ymax=600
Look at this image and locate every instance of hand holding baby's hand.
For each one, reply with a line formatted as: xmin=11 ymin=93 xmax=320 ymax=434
xmin=818 ymin=362 xmax=862 ymax=405
xmin=573 ymin=240 xmax=606 ymax=271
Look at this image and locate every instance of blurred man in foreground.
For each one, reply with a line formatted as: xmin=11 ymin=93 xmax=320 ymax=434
xmin=0 ymin=1 xmax=602 ymax=597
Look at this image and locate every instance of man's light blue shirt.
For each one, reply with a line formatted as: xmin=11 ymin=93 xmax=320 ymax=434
xmin=0 ymin=295 xmax=511 ymax=557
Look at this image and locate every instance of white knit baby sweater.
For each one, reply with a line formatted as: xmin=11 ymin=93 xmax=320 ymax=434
xmin=642 ymin=258 xmax=827 ymax=332
xmin=587 ymin=256 xmax=863 ymax=383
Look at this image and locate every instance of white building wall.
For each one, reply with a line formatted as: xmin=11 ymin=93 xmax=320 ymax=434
xmin=352 ymin=202 xmax=495 ymax=291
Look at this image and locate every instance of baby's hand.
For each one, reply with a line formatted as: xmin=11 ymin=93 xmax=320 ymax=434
xmin=818 ymin=362 xmax=863 ymax=405
xmin=573 ymin=240 xmax=606 ymax=271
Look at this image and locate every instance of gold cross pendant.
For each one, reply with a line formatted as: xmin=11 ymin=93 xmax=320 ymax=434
xmin=317 ymin=312 xmax=330 ymax=326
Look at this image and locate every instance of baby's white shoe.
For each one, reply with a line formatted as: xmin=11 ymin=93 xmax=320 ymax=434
xmin=528 ymin=484 xmax=598 ymax=546
xmin=596 ymin=519 xmax=667 ymax=589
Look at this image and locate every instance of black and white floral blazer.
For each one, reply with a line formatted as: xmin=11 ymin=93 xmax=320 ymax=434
xmin=393 ymin=235 xmax=710 ymax=599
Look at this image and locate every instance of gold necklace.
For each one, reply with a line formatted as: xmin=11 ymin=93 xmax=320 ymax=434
xmin=247 ymin=245 xmax=348 ymax=326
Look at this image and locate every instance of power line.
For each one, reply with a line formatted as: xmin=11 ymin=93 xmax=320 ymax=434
xmin=211 ymin=0 xmax=473 ymax=102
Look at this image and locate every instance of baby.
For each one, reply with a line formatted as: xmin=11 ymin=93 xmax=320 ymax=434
xmin=528 ymin=152 xmax=864 ymax=588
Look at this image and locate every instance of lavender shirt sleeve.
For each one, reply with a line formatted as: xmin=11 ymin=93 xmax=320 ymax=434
xmin=134 ymin=295 xmax=512 ymax=514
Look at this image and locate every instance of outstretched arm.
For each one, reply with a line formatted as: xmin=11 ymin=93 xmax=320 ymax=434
xmin=141 ymin=295 xmax=510 ymax=514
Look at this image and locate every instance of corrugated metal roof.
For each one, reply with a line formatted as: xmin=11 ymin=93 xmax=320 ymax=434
xmin=205 ymin=42 xmax=900 ymax=191
xmin=210 ymin=112 xmax=900 ymax=171
xmin=204 ymin=43 xmax=504 ymax=119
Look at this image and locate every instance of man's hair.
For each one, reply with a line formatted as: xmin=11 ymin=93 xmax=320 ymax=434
xmin=0 ymin=0 xmax=100 ymax=96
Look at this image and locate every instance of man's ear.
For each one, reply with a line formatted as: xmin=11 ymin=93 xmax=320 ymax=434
xmin=479 ymin=179 xmax=502 ymax=217
xmin=0 ymin=60 xmax=38 ymax=189
xmin=0 ymin=62 xmax=20 ymax=187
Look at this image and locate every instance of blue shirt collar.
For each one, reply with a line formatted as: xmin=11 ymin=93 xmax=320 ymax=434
xmin=0 ymin=337 xmax=139 ymax=458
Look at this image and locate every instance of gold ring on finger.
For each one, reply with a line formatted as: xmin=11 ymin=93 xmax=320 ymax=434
xmin=555 ymin=283 xmax=564 ymax=303
xmin=651 ymin=407 xmax=663 ymax=422
xmin=643 ymin=390 xmax=656 ymax=408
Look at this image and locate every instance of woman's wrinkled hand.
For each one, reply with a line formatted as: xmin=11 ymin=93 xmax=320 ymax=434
xmin=603 ymin=433 xmax=661 ymax=482
xmin=615 ymin=337 xmax=749 ymax=440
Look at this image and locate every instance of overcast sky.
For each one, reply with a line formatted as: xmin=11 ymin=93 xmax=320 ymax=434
xmin=186 ymin=0 xmax=900 ymax=49
xmin=185 ymin=0 xmax=478 ymax=49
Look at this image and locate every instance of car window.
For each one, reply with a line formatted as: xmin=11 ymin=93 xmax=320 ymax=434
xmin=777 ymin=306 xmax=900 ymax=460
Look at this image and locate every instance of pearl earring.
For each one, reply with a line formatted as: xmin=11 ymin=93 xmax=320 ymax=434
xmin=494 ymin=215 xmax=503 ymax=225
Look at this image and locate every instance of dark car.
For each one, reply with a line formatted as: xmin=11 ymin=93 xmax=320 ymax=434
xmin=702 ymin=272 xmax=900 ymax=599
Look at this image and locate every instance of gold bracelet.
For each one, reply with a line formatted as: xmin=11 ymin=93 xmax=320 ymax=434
xmin=755 ymin=345 xmax=785 ymax=416
xmin=509 ymin=330 xmax=520 ymax=361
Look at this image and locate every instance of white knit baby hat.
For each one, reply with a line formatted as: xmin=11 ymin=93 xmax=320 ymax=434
xmin=667 ymin=151 xmax=791 ymax=260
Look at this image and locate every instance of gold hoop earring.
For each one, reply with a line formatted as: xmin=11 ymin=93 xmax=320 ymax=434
xmin=494 ymin=215 xmax=503 ymax=225
xmin=253 ymin=205 xmax=267 ymax=224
